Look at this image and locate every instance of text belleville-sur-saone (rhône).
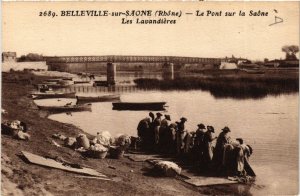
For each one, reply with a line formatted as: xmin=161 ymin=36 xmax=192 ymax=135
xmin=60 ymin=10 xmax=178 ymax=24
xmin=60 ymin=9 xmax=269 ymax=24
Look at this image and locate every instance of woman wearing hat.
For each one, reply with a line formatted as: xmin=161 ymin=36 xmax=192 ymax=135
xmin=137 ymin=113 xmax=156 ymax=151
xmin=176 ymin=117 xmax=187 ymax=156
xmin=195 ymin=123 xmax=206 ymax=146
xmin=161 ymin=115 xmax=171 ymax=128
xmin=159 ymin=114 xmax=171 ymax=153
xmin=213 ymin=126 xmax=231 ymax=171
xmin=193 ymin=123 xmax=206 ymax=163
xmin=222 ymin=138 xmax=255 ymax=177
xmin=149 ymin=112 xmax=155 ymax=123
xmin=203 ymin=126 xmax=217 ymax=169
xmin=178 ymin=117 xmax=187 ymax=133
xmin=153 ymin=113 xmax=163 ymax=150
xmin=168 ymin=122 xmax=178 ymax=154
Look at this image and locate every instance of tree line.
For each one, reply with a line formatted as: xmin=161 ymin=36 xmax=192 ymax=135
xmin=17 ymin=53 xmax=45 ymax=62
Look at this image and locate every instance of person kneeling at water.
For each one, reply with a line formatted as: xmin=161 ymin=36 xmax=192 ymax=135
xmin=222 ymin=138 xmax=254 ymax=177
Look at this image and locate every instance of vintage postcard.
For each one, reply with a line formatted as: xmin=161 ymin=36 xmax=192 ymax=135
xmin=1 ymin=2 xmax=299 ymax=195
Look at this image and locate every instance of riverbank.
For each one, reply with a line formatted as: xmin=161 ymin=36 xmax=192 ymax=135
xmin=2 ymin=71 xmax=250 ymax=195
xmin=134 ymin=69 xmax=299 ymax=99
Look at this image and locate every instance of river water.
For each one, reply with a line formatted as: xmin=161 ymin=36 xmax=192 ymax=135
xmin=35 ymin=90 xmax=298 ymax=195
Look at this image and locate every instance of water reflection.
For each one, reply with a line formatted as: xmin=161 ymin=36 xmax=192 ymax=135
xmin=63 ymin=71 xmax=299 ymax=100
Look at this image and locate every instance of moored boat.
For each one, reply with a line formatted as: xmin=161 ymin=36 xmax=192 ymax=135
xmin=74 ymin=81 xmax=91 ymax=84
xmin=45 ymin=79 xmax=63 ymax=83
xmin=62 ymin=77 xmax=73 ymax=81
xmin=37 ymin=103 xmax=92 ymax=113
xmin=31 ymin=92 xmax=76 ymax=99
xmin=42 ymin=81 xmax=58 ymax=85
xmin=241 ymin=69 xmax=265 ymax=74
xmin=39 ymin=83 xmax=71 ymax=89
xmin=76 ymin=94 xmax=120 ymax=103
xmin=112 ymin=102 xmax=166 ymax=111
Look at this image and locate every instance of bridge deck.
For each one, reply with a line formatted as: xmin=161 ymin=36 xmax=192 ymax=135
xmin=46 ymin=55 xmax=221 ymax=64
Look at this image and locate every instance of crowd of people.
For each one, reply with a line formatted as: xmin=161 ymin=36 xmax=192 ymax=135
xmin=137 ymin=112 xmax=255 ymax=177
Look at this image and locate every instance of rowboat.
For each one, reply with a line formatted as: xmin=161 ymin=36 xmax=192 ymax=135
xmin=74 ymin=81 xmax=91 ymax=84
xmin=62 ymin=78 xmax=73 ymax=81
xmin=37 ymin=103 xmax=92 ymax=113
xmin=112 ymin=102 xmax=166 ymax=111
xmin=76 ymin=94 xmax=120 ymax=103
xmin=40 ymin=83 xmax=70 ymax=89
xmin=31 ymin=92 xmax=76 ymax=99
xmin=241 ymin=69 xmax=265 ymax=74
xmin=45 ymin=79 xmax=63 ymax=83
xmin=42 ymin=81 xmax=58 ymax=85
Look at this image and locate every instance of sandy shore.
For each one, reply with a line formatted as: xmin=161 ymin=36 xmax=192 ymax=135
xmin=1 ymin=71 xmax=247 ymax=195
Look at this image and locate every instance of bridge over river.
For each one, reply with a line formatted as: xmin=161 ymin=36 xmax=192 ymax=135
xmin=46 ymin=55 xmax=221 ymax=84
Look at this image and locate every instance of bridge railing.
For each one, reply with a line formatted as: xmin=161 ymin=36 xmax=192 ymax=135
xmin=58 ymin=85 xmax=152 ymax=94
xmin=46 ymin=55 xmax=222 ymax=64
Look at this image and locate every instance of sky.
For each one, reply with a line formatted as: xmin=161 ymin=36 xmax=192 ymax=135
xmin=2 ymin=2 xmax=299 ymax=61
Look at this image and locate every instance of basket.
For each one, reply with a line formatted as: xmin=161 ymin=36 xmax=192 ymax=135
xmin=109 ymin=146 xmax=125 ymax=159
xmin=87 ymin=150 xmax=108 ymax=159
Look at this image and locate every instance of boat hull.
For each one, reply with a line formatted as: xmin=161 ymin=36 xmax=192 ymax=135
xmin=31 ymin=92 xmax=76 ymax=99
xmin=76 ymin=94 xmax=120 ymax=103
xmin=74 ymin=81 xmax=91 ymax=84
xmin=37 ymin=103 xmax=91 ymax=113
xmin=112 ymin=102 xmax=166 ymax=111
xmin=241 ymin=69 xmax=265 ymax=74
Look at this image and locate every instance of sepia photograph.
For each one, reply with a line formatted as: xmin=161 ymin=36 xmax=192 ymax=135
xmin=1 ymin=2 xmax=299 ymax=195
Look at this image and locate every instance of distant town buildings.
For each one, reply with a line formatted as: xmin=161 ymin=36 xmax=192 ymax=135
xmin=2 ymin=52 xmax=17 ymax=62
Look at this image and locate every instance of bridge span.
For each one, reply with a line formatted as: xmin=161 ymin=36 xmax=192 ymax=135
xmin=46 ymin=55 xmax=221 ymax=64
xmin=46 ymin=55 xmax=221 ymax=84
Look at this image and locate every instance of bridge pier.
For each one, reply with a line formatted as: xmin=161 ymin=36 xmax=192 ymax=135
xmin=107 ymin=62 xmax=116 ymax=86
xmin=162 ymin=62 xmax=174 ymax=80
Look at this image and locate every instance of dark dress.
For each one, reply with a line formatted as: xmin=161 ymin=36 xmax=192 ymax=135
xmin=159 ymin=119 xmax=169 ymax=152
xmin=153 ymin=117 xmax=161 ymax=145
xmin=183 ymin=132 xmax=192 ymax=154
xmin=176 ymin=122 xmax=185 ymax=155
xmin=137 ymin=118 xmax=150 ymax=138
xmin=194 ymin=128 xmax=205 ymax=161
xmin=137 ymin=118 xmax=152 ymax=150
xmin=213 ymin=131 xmax=230 ymax=169
xmin=203 ymin=131 xmax=214 ymax=165
xmin=168 ymin=123 xmax=177 ymax=154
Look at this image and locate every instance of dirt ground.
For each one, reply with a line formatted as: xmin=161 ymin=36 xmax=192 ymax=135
xmin=1 ymin=71 xmax=250 ymax=196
